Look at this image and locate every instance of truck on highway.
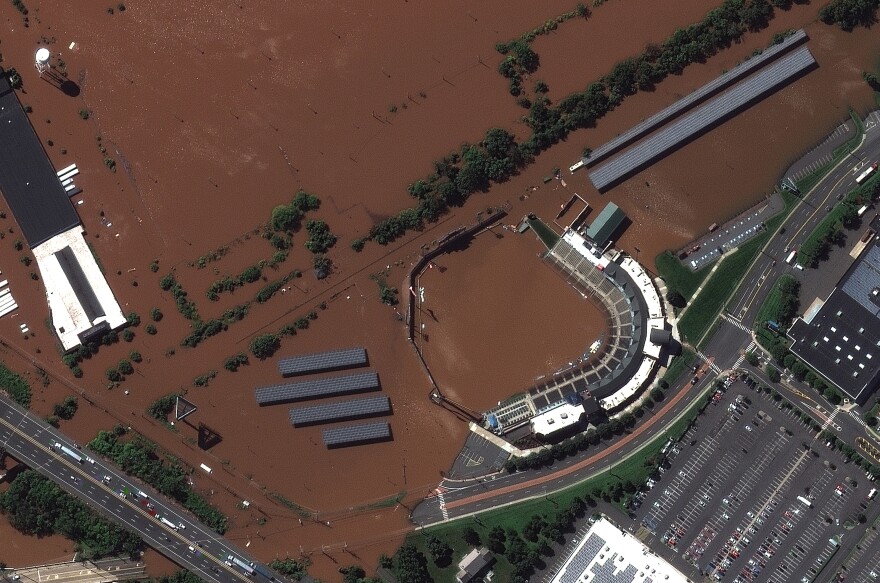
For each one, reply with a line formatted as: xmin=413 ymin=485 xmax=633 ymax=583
xmin=53 ymin=441 xmax=83 ymax=464
xmin=158 ymin=516 xmax=179 ymax=530
xmin=228 ymin=556 xmax=255 ymax=576
xmin=786 ymin=250 xmax=797 ymax=265
xmin=797 ymin=495 xmax=813 ymax=508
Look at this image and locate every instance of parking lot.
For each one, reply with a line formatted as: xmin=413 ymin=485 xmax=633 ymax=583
xmin=633 ymin=380 xmax=879 ymax=582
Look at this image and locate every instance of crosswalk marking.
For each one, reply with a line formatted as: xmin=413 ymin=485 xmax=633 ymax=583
xmin=696 ymin=350 xmax=722 ymax=374
xmin=732 ymin=341 xmax=756 ymax=370
xmin=720 ymin=312 xmax=751 ymax=333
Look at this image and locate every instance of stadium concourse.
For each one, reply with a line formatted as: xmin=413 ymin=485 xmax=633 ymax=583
xmin=484 ymin=227 xmax=672 ymax=437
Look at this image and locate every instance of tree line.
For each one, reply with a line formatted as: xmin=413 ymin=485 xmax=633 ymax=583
xmin=0 ymin=470 xmax=142 ymax=558
xmin=359 ymin=0 xmax=783 ymax=249
xmin=819 ymin=0 xmax=879 ymax=30
xmin=88 ymin=426 xmax=228 ymax=533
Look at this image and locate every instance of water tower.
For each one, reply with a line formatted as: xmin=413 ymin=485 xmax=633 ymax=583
xmin=34 ymin=48 xmax=51 ymax=75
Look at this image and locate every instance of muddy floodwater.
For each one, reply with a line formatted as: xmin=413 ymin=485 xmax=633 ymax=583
xmin=0 ymin=0 xmax=878 ymax=580
xmin=418 ymin=229 xmax=605 ymax=411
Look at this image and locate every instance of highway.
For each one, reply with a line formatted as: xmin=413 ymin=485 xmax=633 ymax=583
xmin=412 ymin=109 xmax=880 ymax=528
xmin=0 ymin=397 xmax=277 ymax=583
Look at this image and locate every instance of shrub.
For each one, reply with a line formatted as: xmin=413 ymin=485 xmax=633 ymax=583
xmin=149 ymin=260 xmax=159 ymax=272
xmin=250 ymin=334 xmax=280 ymax=359
xmin=121 ymin=328 xmax=135 ymax=342
xmin=106 ymin=368 xmax=122 ymax=382
xmin=126 ymin=312 xmax=141 ymax=327
xmin=304 ymin=220 xmax=337 ymax=253
xmin=145 ymin=324 xmax=157 ymax=335
xmin=150 ymin=307 xmax=163 ymax=322
xmin=223 ymin=353 xmax=249 ymax=372
xmin=53 ymin=396 xmax=78 ymax=420
xmin=79 ymin=109 xmax=90 ymax=120
xmin=129 ymin=351 xmax=142 ymax=363
xmin=313 ymin=253 xmax=332 ymax=279
xmin=117 ymin=359 xmax=134 ymax=375
xmin=351 ymin=238 xmax=365 ymax=252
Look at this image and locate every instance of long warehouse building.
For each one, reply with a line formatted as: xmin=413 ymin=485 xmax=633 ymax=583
xmin=289 ymin=395 xmax=391 ymax=427
xmin=277 ymin=347 xmax=367 ymax=377
xmin=581 ymin=29 xmax=806 ymax=168
xmin=588 ymin=45 xmax=816 ymax=192
xmin=255 ymin=371 xmax=380 ymax=406
xmin=322 ymin=422 xmax=391 ymax=448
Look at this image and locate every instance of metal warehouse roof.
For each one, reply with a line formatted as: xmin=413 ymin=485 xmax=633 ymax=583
xmin=254 ymin=371 xmax=380 ymax=406
xmin=583 ymin=29 xmax=806 ymax=167
xmin=277 ymin=347 xmax=367 ymax=377
xmin=322 ymin=422 xmax=391 ymax=448
xmin=289 ymin=395 xmax=390 ymax=427
xmin=588 ymin=46 xmax=816 ymax=192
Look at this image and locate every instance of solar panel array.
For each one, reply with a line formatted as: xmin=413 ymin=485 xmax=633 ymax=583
xmin=278 ymin=347 xmax=367 ymax=377
xmin=289 ymin=395 xmax=391 ymax=427
xmin=589 ymin=46 xmax=816 ymax=191
xmin=322 ymin=422 xmax=391 ymax=448
xmin=255 ymin=371 xmax=380 ymax=406
xmin=582 ymin=30 xmax=806 ymax=168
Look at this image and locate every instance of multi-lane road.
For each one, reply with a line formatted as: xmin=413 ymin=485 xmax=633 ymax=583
xmin=413 ymin=110 xmax=880 ymax=527
xmin=0 ymin=396 xmax=277 ymax=583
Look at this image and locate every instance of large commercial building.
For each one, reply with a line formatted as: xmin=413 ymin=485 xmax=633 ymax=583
xmin=0 ymin=74 xmax=125 ymax=350
xmin=550 ymin=516 xmax=692 ymax=583
xmin=788 ymin=219 xmax=880 ymax=404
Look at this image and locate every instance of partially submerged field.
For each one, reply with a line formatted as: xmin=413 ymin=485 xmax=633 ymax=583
xmin=0 ymin=0 xmax=878 ymax=580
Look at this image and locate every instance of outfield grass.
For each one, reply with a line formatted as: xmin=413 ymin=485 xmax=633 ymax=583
xmin=677 ymin=191 xmax=798 ymax=345
xmin=655 ymin=252 xmax=711 ymax=299
xmin=405 ymin=390 xmax=712 ymax=583
xmin=528 ymin=216 xmax=561 ymax=250
xmin=754 ymin=274 xmax=798 ymax=327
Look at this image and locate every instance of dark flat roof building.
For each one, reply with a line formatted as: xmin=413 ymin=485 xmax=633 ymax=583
xmin=789 ymin=220 xmax=880 ymax=404
xmin=0 ymin=76 xmax=81 ymax=247
xmin=585 ymin=202 xmax=626 ymax=247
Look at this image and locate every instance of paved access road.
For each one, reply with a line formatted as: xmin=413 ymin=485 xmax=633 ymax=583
xmin=0 ymin=396 xmax=274 ymax=583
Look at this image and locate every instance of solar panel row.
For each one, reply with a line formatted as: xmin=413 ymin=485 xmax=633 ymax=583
xmin=589 ymin=46 xmax=816 ymax=191
xmin=583 ymin=30 xmax=806 ymax=167
xmin=322 ymin=422 xmax=391 ymax=448
xmin=289 ymin=395 xmax=391 ymax=427
xmin=255 ymin=371 xmax=379 ymax=405
xmin=278 ymin=347 xmax=367 ymax=377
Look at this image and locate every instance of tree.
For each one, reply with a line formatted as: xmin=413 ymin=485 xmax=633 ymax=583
xmin=53 ymin=396 xmax=78 ymax=420
xmin=462 ymin=526 xmax=481 ymax=546
xmin=819 ymin=0 xmax=878 ymax=30
xmin=304 ymin=220 xmax=337 ymax=253
xmin=126 ymin=312 xmax=141 ymax=327
xmin=313 ymin=253 xmax=332 ymax=280
xmin=666 ymin=289 xmax=686 ymax=308
xmin=765 ymin=364 xmax=781 ymax=383
xmin=150 ymin=307 xmax=164 ymax=322
xmin=865 ymin=71 xmax=880 ymax=91
xmin=250 ymin=334 xmax=280 ymax=359
xmin=745 ymin=351 xmax=759 ymax=366
xmin=425 ymin=534 xmax=453 ymax=567
xmin=118 ymin=359 xmax=134 ymax=376
xmin=270 ymin=204 xmax=303 ymax=232
xmin=395 ymin=544 xmax=433 ymax=583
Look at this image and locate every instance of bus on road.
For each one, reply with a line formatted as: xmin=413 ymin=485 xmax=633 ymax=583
xmin=797 ymin=495 xmax=813 ymax=508
xmin=856 ymin=162 xmax=878 ymax=185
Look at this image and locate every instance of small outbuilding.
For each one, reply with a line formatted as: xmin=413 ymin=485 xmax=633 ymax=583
xmin=585 ymin=202 xmax=626 ymax=247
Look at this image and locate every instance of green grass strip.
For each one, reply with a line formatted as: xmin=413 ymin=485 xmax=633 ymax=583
xmin=677 ymin=191 xmax=797 ymax=344
xmin=754 ymin=274 xmax=798 ymax=327
xmin=528 ymin=216 xmax=560 ymax=250
xmin=655 ymin=252 xmax=711 ymax=299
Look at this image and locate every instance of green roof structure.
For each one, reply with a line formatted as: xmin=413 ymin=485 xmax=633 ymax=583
xmin=586 ymin=202 xmax=626 ymax=247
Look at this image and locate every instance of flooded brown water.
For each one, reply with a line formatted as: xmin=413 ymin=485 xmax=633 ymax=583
xmin=418 ymin=229 xmax=605 ymax=411
xmin=0 ymin=0 xmax=878 ymax=579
